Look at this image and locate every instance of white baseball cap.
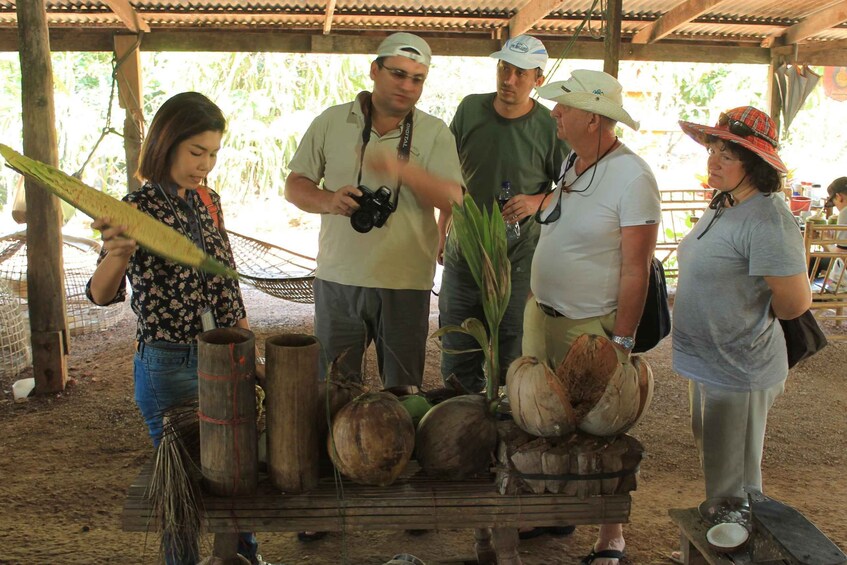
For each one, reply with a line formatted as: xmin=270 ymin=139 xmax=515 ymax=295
xmin=376 ymin=32 xmax=432 ymax=67
xmin=490 ymin=35 xmax=548 ymax=71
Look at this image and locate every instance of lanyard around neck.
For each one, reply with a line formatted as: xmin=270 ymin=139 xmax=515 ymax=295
xmin=356 ymin=92 xmax=414 ymax=208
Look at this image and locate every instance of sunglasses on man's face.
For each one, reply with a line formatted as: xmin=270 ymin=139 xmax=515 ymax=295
xmin=718 ymin=113 xmax=778 ymax=148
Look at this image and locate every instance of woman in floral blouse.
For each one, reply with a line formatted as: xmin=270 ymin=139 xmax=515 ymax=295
xmin=86 ymin=92 xmax=260 ymax=565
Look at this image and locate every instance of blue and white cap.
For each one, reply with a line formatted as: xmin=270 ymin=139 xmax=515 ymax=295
xmin=490 ymin=35 xmax=548 ymax=71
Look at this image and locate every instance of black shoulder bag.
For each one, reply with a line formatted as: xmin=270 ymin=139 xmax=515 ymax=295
xmin=780 ymin=310 xmax=827 ymax=368
xmin=633 ymin=257 xmax=672 ymax=354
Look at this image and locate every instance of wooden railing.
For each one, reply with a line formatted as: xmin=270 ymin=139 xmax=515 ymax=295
xmin=804 ymin=221 xmax=847 ymax=339
xmin=656 ymin=188 xmax=712 ymax=284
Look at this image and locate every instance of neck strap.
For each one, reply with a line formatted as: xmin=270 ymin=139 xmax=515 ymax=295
xmin=356 ymin=92 xmax=414 ymax=209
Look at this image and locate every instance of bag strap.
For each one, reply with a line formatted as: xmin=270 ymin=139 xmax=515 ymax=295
xmin=196 ymin=186 xmax=221 ymax=231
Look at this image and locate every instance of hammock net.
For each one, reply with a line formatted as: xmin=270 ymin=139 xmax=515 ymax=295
xmin=0 ymin=231 xmax=128 ymax=357
xmin=228 ymin=230 xmax=316 ymax=304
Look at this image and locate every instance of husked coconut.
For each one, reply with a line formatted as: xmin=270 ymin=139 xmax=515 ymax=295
xmin=556 ymin=334 xmax=620 ymax=422
xmin=416 ymin=395 xmax=498 ymax=479
xmin=506 ymin=356 xmax=576 ymax=437
xmin=578 ymin=362 xmax=640 ymax=437
xmin=328 ymin=392 xmax=415 ymax=486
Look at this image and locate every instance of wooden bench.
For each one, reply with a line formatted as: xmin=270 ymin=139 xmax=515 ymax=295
xmin=804 ymin=221 xmax=847 ymax=340
xmin=123 ymin=460 xmax=631 ymax=560
xmin=669 ymin=508 xmax=740 ymax=565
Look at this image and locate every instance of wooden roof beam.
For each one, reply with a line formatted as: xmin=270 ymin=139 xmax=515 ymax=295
xmin=631 ymin=0 xmax=727 ymax=45
xmin=323 ymin=0 xmax=337 ymax=35
xmin=508 ymin=0 xmax=566 ymax=38
xmin=102 ymin=0 xmax=150 ymax=33
xmin=762 ymin=0 xmax=847 ymax=48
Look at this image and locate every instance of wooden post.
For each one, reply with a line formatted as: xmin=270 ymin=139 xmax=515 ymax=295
xmin=768 ymin=55 xmax=783 ymax=134
xmin=603 ymin=0 xmax=623 ymax=78
xmin=197 ymin=328 xmax=258 ymax=497
xmin=16 ymin=0 xmax=68 ymax=394
xmin=113 ymin=34 xmax=144 ymax=193
xmin=266 ymin=333 xmax=320 ymax=493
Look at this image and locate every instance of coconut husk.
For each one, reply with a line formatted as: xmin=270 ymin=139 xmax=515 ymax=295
xmin=495 ymin=419 xmax=535 ymax=494
xmin=556 ymin=334 xmax=620 ymax=423
xmin=416 ymin=394 xmax=498 ymax=480
xmin=578 ymin=361 xmax=640 ymax=437
xmin=328 ymin=392 xmax=415 ymax=486
xmin=625 ymin=355 xmax=655 ymax=433
xmin=506 ymin=356 xmax=576 ymax=437
xmin=507 ymin=437 xmax=548 ymax=494
xmin=496 ymin=431 xmax=643 ymax=496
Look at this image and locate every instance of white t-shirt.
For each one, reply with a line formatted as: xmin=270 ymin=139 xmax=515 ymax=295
xmin=531 ymin=144 xmax=661 ymax=319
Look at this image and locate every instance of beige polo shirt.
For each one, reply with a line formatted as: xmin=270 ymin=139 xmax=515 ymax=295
xmin=288 ymin=98 xmax=463 ymax=290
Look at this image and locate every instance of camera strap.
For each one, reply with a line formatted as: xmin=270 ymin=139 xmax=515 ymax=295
xmin=356 ymin=92 xmax=414 ymax=210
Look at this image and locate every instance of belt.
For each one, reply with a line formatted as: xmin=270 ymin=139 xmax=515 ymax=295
xmin=136 ymin=341 xmax=197 ymax=354
xmin=537 ymin=302 xmax=566 ymax=318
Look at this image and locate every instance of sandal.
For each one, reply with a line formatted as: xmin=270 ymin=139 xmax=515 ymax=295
xmin=579 ymin=548 xmax=625 ymax=565
xmin=296 ymin=531 xmax=327 ymax=542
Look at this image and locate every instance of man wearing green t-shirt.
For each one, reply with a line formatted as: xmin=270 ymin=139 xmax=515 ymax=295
xmin=439 ymin=35 xmax=568 ymax=394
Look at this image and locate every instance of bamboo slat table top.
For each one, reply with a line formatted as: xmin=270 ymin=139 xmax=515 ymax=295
xmin=123 ymin=460 xmax=632 ymax=534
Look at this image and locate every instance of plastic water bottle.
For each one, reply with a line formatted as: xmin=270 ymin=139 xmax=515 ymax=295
xmin=497 ymin=181 xmax=520 ymax=242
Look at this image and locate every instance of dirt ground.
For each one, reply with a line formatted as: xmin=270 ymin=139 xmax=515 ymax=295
xmin=1 ymin=286 xmax=845 ymax=565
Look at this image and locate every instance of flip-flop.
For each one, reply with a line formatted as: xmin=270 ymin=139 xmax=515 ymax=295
xmin=669 ymin=550 xmax=684 ymax=564
xmin=579 ymin=548 xmax=625 ymax=565
xmin=296 ymin=531 xmax=327 ymax=542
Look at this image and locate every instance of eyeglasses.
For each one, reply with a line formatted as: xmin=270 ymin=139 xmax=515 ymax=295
xmin=718 ymin=113 xmax=778 ymax=148
xmin=377 ymin=62 xmax=426 ymax=85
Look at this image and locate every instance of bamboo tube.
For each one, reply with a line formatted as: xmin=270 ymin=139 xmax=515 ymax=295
xmin=266 ymin=334 xmax=320 ymax=493
xmin=198 ymin=328 xmax=258 ymax=496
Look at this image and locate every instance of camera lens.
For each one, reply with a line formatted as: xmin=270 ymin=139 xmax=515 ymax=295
xmin=350 ymin=209 xmax=377 ymax=233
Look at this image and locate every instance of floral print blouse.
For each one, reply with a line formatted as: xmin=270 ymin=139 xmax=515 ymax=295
xmin=86 ymin=182 xmax=246 ymax=344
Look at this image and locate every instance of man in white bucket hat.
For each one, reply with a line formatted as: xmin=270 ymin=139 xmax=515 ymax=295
xmin=523 ymin=69 xmax=661 ymax=565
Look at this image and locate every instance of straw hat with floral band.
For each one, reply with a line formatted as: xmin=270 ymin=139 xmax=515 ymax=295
xmin=678 ymin=106 xmax=787 ymax=174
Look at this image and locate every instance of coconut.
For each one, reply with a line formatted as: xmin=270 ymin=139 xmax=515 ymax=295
xmin=555 ymin=334 xmax=620 ymax=423
xmin=316 ymin=378 xmax=367 ymax=438
xmin=506 ymin=356 xmax=576 ymax=437
xmin=416 ymin=395 xmax=498 ymax=479
xmin=328 ymin=392 xmax=415 ymax=486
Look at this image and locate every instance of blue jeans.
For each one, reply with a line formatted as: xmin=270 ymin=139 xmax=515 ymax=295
xmin=134 ymin=341 xmax=259 ymax=565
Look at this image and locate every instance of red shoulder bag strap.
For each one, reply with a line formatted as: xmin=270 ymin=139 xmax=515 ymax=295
xmin=196 ymin=186 xmax=221 ymax=230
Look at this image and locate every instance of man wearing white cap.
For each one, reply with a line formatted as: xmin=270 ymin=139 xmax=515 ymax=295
xmin=285 ymin=33 xmax=463 ymax=394
xmin=439 ymin=35 xmax=568 ymax=398
xmin=526 ymin=70 xmax=661 ymax=565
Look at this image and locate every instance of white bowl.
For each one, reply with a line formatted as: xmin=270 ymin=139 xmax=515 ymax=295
xmin=706 ymin=522 xmax=749 ymax=553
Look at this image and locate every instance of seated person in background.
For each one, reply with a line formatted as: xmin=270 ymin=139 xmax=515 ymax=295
xmin=809 ymin=177 xmax=847 ymax=278
xmin=824 ymin=177 xmax=847 ymax=250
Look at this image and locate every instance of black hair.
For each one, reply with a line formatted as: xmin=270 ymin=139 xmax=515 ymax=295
xmin=828 ymin=177 xmax=847 ymax=197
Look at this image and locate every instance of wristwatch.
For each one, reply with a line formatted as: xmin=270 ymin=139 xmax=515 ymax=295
xmin=611 ymin=335 xmax=635 ymax=351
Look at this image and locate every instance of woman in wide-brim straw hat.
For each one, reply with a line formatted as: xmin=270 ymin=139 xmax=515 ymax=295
xmin=672 ymin=107 xmax=811 ymax=529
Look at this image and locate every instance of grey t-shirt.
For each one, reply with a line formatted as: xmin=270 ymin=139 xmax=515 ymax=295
xmin=672 ymin=193 xmax=806 ymax=391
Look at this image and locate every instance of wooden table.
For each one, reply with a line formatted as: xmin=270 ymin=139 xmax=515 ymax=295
xmin=668 ymin=508 xmax=746 ymax=565
xmin=123 ymin=461 xmax=631 ymax=561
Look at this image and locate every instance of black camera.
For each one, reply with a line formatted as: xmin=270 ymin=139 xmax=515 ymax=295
xmin=350 ymin=185 xmax=395 ymax=233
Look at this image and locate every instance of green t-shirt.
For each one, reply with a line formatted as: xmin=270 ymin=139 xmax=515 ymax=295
xmin=445 ymin=93 xmax=568 ymax=269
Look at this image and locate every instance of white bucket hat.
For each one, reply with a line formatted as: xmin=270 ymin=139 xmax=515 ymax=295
xmin=536 ymin=69 xmax=640 ymax=130
xmin=376 ymin=32 xmax=432 ymax=67
xmin=490 ymin=35 xmax=548 ymax=71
